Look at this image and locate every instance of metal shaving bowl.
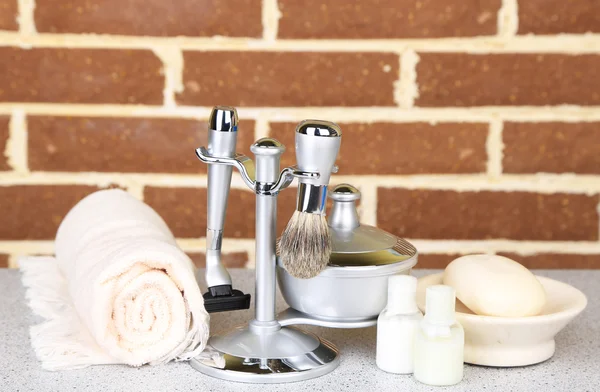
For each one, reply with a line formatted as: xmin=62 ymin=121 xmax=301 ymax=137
xmin=276 ymin=236 xmax=418 ymax=322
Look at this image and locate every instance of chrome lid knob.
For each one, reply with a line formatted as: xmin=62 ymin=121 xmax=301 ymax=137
xmin=328 ymin=184 xmax=361 ymax=202
xmin=209 ymin=106 xmax=238 ymax=132
xmin=328 ymin=183 xmax=360 ymax=231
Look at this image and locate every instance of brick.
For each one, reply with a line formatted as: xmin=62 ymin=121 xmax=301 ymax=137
xmin=503 ymin=122 xmax=600 ymax=174
xmin=0 ymin=0 xmax=17 ymax=30
xmin=414 ymin=254 xmax=463 ymax=269
xmin=499 ymin=253 xmax=600 ymax=269
xmin=377 ymin=189 xmax=599 ymax=241
xmin=416 ymin=53 xmax=600 ymax=106
xmin=270 ymin=122 xmax=488 ymax=174
xmin=188 ymin=252 xmax=249 ymax=269
xmin=518 ymin=0 xmax=600 ymax=35
xmin=144 ymin=187 xmax=255 ymax=239
xmin=0 ymin=185 xmax=100 ymax=239
xmin=144 ymin=186 xmax=301 ymax=239
xmin=279 ymin=0 xmax=500 ymax=39
xmin=0 ymin=254 xmax=8 ymax=268
xmin=0 ymin=48 xmax=163 ymax=104
xmin=35 ymin=0 xmax=261 ymax=37
xmin=0 ymin=116 xmax=10 ymax=170
xmin=177 ymin=52 xmax=398 ymax=107
xmin=28 ymin=116 xmax=255 ymax=173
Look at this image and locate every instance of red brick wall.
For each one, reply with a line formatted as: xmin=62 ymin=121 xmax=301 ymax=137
xmin=1 ymin=0 xmax=599 ymax=269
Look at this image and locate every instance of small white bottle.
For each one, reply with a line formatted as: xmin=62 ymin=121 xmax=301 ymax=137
xmin=376 ymin=275 xmax=423 ymax=374
xmin=413 ymin=285 xmax=464 ymax=386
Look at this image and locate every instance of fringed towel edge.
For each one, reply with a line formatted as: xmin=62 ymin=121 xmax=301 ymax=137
xmin=19 ymin=257 xmax=114 ymax=370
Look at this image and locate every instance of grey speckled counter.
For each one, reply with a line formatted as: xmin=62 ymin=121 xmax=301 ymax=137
xmin=1 ymin=269 xmax=599 ymax=392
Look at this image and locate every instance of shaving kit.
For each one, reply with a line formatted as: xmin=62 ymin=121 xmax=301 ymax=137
xmin=190 ymin=106 xmax=419 ymax=383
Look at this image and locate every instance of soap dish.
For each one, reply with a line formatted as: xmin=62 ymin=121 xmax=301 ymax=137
xmin=417 ymin=273 xmax=587 ymax=367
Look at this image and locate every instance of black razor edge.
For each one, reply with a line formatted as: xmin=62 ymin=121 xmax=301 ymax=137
xmin=203 ymin=285 xmax=251 ymax=313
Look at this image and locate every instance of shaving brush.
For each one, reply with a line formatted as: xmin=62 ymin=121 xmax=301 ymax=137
xmin=279 ymin=120 xmax=342 ymax=279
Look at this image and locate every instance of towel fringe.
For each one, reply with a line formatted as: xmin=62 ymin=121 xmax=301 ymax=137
xmin=18 ymin=190 xmax=213 ymax=371
xmin=20 ymin=257 xmax=115 ymax=370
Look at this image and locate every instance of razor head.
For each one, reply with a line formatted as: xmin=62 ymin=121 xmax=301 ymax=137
xmin=203 ymin=285 xmax=251 ymax=313
xmin=209 ymin=106 xmax=239 ymax=132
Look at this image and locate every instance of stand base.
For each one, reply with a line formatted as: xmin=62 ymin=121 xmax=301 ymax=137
xmin=278 ymin=308 xmax=378 ymax=329
xmin=190 ymin=325 xmax=339 ymax=383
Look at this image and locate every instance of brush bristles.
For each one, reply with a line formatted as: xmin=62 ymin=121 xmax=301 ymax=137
xmin=279 ymin=211 xmax=332 ymax=279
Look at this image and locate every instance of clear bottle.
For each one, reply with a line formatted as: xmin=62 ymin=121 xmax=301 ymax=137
xmin=376 ymin=275 xmax=423 ymax=374
xmin=413 ymin=285 xmax=464 ymax=386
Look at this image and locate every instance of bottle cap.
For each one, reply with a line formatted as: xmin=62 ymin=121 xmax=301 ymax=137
xmin=424 ymin=285 xmax=456 ymax=325
xmin=386 ymin=275 xmax=419 ymax=314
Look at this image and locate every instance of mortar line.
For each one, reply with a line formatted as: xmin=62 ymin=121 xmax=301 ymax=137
xmin=392 ymin=54 xmax=402 ymax=108
xmin=6 ymin=109 xmax=28 ymax=174
xmin=486 ymin=118 xmax=504 ymax=177
xmin=0 ymin=240 xmax=54 ymax=254
xmin=360 ymin=175 xmax=600 ymax=194
xmin=3 ymin=172 xmax=600 ymax=194
xmin=245 ymin=245 xmax=257 ymax=268
xmin=1 ymin=104 xmax=600 ymax=122
xmin=254 ymin=117 xmax=270 ymax=140
xmin=396 ymin=49 xmax=420 ymax=108
xmin=357 ymin=183 xmax=378 ymax=226
xmin=262 ymin=0 xmax=281 ymax=41
xmin=151 ymin=47 xmax=184 ymax=107
xmin=1 ymin=33 xmax=600 ymax=53
xmin=0 ymin=172 xmax=142 ymax=189
xmin=126 ymin=181 xmax=145 ymax=200
xmin=4 ymin=239 xmax=600 ymax=260
xmin=597 ymin=200 xmax=600 ymax=243
xmin=16 ymin=0 xmax=36 ymax=36
xmin=7 ymin=254 xmax=18 ymax=268
xmin=176 ymin=238 xmax=256 ymax=252
xmin=497 ymin=0 xmax=519 ymax=37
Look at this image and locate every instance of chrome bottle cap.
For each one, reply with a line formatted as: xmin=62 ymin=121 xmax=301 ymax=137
xmin=209 ymin=106 xmax=238 ymax=132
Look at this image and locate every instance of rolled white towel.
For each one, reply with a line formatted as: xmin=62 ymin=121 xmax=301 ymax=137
xmin=20 ymin=189 xmax=213 ymax=370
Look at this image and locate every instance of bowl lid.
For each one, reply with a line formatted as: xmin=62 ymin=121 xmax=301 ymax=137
xmin=327 ymin=184 xmax=417 ymax=266
xmin=331 ymin=224 xmax=397 ymax=254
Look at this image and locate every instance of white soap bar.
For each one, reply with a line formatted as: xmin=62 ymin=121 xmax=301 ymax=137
xmin=443 ymin=254 xmax=546 ymax=317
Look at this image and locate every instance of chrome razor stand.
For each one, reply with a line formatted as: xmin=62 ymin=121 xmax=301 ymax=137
xmin=190 ymin=138 xmax=339 ymax=383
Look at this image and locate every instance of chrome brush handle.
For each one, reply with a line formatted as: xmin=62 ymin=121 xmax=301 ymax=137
xmin=295 ymin=120 xmax=342 ymax=187
xmin=294 ymin=120 xmax=342 ymax=214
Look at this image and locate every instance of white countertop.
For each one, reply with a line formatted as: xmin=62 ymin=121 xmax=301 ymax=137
xmin=1 ymin=269 xmax=598 ymax=392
